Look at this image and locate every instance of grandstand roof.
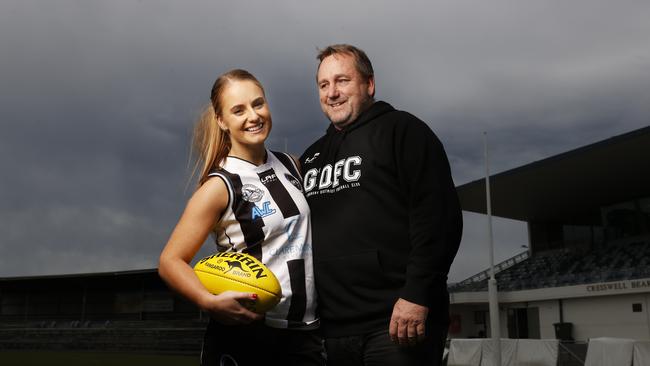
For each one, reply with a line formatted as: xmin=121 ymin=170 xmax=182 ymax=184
xmin=457 ymin=126 xmax=650 ymax=224
xmin=0 ymin=269 xmax=158 ymax=282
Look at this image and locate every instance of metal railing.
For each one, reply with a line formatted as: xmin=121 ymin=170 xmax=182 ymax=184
xmin=450 ymin=250 xmax=530 ymax=289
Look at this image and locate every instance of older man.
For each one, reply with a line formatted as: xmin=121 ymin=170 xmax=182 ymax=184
xmin=300 ymin=44 xmax=463 ymax=366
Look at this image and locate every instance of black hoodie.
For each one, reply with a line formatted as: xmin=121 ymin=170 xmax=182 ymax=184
xmin=300 ymin=101 xmax=462 ymax=337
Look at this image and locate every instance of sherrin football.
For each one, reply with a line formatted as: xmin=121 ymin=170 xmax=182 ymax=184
xmin=193 ymin=252 xmax=282 ymax=313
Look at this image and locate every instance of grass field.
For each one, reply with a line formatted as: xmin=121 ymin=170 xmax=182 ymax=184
xmin=0 ymin=351 xmax=198 ymax=366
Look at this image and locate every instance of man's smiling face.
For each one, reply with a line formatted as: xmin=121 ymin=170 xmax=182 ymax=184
xmin=317 ymin=53 xmax=375 ymax=129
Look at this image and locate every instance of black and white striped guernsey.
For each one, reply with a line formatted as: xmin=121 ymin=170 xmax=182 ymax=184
xmin=207 ymin=150 xmax=318 ymax=329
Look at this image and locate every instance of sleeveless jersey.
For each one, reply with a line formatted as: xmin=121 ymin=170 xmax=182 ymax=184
xmin=207 ymin=150 xmax=318 ymax=329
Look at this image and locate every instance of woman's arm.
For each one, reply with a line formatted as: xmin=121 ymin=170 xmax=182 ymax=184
xmin=158 ymin=177 xmax=262 ymax=325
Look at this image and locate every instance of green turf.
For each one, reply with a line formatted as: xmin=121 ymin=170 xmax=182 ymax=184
xmin=0 ymin=351 xmax=198 ymax=366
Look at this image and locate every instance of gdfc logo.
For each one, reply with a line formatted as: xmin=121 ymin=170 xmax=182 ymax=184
xmin=303 ymin=156 xmax=362 ymax=192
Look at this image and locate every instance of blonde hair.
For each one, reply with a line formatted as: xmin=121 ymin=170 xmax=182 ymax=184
xmin=191 ymin=69 xmax=264 ymax=186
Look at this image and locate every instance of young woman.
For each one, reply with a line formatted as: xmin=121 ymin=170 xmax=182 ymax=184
xmin=158 ymin=69 xmax=322 ymax=365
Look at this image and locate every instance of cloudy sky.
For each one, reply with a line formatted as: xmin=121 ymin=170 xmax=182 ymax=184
xmin=1 ymin=0 xmax=649 ymax=282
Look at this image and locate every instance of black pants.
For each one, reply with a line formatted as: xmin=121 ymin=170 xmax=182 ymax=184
xmin=324 ymin=325 xmax=447 ymax=366
xmin=200 ymin=320 xmax=325 ymax=366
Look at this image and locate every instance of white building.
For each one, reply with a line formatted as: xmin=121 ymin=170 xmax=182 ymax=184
xmin=449 ymin=126 xmax=650 ymax=342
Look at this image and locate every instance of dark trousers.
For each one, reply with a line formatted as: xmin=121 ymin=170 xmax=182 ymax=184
xmin=324 ymin=325 xmax=447 ymax=366
xmin=201 ymin=320 xmax=325 ymax=366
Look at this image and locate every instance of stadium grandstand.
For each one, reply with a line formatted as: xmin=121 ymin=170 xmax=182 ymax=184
xmin=1 ymin=126 xmax=649 ymax=364
xmin=0 ymin=269 xmax=206 ymax=354
xmin=448 ymin=125 xmax=650 ymax=357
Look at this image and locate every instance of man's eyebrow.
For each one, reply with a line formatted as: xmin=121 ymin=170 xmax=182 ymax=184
xmin=318 ymin=73 xmax=348 ymax=83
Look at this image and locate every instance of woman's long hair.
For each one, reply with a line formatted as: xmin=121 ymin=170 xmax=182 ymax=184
xmin=191 ymin=69 xmax=264 ymax=187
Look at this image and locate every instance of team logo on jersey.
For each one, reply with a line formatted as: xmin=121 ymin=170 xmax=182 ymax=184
xmin=252 ymin=201 xmax=276 ymax=220
xmin=284 ymin=173 xmax=303 ymax=191
xmin=241 ymin=184 xmax=264 ymax=202
xmin=304 ymin=152 xmax=320 ymax=164
xmin=303 ymin=155 xmax=362 ymax=196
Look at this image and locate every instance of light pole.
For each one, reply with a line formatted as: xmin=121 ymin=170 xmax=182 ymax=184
xmin=484 ymin=132 xmax=501 ymax=366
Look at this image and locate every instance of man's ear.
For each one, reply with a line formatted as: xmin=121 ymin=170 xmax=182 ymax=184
xmin=367 ymin=76 xmax=375 ymax=98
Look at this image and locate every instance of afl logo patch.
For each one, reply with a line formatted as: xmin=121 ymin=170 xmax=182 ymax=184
xmin=285 ymin=174 xmax=303 ymax=191
xmin=241 ymin=184 xmax=263 ymax=202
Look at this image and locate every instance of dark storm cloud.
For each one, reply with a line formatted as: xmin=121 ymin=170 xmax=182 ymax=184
xmin=1 ymin=0 xmax=649 ymax=281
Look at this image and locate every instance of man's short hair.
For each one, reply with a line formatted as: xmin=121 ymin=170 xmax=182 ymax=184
xmin=317 ymin=44 xmax=374 ymax=81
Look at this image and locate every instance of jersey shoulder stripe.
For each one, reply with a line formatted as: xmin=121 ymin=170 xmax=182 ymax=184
xmin=207 ymin=170 xmax=234 ymax=211
xmin=271 ymin=151 xmax=301 ymax=178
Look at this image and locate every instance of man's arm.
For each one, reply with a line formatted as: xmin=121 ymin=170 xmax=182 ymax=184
xmin=389 ymin=114 xmax=463 ymax=345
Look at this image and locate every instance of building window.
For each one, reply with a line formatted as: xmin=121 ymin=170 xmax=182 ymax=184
xmin=474 ymin=310 xmax=486 ymax=324
xmin=633 ymin=303 xmax=643 ymax=312
xmin=602 ymin=201 xmax=641 ymax=240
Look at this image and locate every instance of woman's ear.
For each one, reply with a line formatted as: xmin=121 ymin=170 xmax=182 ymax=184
xmin=216 ymin=115 xmax=228 ymax=132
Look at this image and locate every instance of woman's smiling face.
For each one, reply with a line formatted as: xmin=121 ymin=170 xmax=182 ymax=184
xmin=217 ymin=79 xmax=272 ymax=151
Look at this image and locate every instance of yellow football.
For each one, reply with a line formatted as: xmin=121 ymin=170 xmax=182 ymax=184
xmin=193 ymin=252 xmax=282 ymax=313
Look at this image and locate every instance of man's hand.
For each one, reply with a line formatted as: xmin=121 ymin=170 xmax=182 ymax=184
xmin=389 ymin=298 xmax=429 ymax=346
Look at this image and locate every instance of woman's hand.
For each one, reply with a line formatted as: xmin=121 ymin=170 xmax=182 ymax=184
xmin=201 ymin=291 xmax=264 ymax=325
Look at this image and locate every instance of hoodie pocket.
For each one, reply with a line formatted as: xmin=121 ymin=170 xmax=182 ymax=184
xmin=315 ymin=250 xmax=397 ymax=320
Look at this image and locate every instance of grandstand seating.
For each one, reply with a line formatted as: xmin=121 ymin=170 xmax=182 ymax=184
xmin=450 ymin=240 xmax=650 ymax=292
xmin=0 ymin=318 xmax=208 ymax=354
xmin=0 ymin=327 xmax=205 ymax=354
